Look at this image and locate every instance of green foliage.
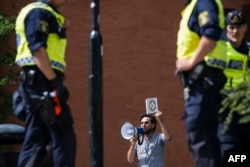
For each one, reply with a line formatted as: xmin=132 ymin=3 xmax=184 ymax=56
xmin=219 ymin=81 xmax=250 ymax=132
xmin=0 ymin=15 xmax=16 ymax=36
xmin=0 ymin=13 xmax=18 ymax=123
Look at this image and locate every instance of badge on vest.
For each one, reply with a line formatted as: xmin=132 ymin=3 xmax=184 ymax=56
xmin=39 ymin=20 xmax=49 ymax=33
xmin=198 ymin=11 xmax=209 ymax=27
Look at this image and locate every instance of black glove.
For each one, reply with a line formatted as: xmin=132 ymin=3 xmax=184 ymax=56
xmin=49 ymin=76 xmax=69 ymax=104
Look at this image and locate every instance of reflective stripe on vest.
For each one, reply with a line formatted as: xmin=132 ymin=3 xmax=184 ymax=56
xmin=16 ymin=57 xmax=65 ymax=71
xmin=15 ymin=2 xmax=66 ymax=72
xmin=176 ymin=0 xmax=226 ymax=70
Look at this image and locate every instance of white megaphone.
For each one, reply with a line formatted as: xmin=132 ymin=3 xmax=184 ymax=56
xmin=120 ymin=122 xmax=144 ymax=140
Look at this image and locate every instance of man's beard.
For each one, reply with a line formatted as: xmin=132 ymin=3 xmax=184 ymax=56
xmin=143 ymin=128 xmax=153 ymax=134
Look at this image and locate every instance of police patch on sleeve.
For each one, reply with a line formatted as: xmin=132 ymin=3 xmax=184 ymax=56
xmin=39 ymin=21 xmax=49 ymax=33
xmin=198 ymin=11 xmax=210 ymax=27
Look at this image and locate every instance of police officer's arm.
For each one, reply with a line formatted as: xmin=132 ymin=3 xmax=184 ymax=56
xmin=33 ymin=46 xmax=57 ymax=80
xmin=127 ymin=136 xmax=137 ymax=163
xmin=176 ymin=36 xmax=216 ymax=71
xmin=176 ymin=1 xmax=221 ymax=72
xmin=24 ymin=9 xmax=57 ymax=81
xmin=154 ymin=110 xmax=172 ymax=141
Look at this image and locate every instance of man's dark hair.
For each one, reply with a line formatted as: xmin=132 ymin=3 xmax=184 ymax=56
xmin=139 ymin=113 xmax=157 ymax=131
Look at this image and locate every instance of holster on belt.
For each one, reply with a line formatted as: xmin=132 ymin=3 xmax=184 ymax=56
xmin=20 ymin=67 xmax=65 ymax=86
xmin=37 ymin=93 xmax=57 ymax=124
xmin=176 ymin=71 xmax=189 ymax=87
xmin=20 ymin=70 xmax=36 ymax=85
xmin=19 ymin=69 xmax=59 ymax=124
xmin=176 ymin=61 xmax=206 ymax=88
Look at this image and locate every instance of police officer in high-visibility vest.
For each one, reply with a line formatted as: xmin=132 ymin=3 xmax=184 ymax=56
xmin=175 ymin=0 xmax=226 ymax=166
xmin=14 ymin=0 xmax=76 ymax=166
xmin=218 ymin=10 xmax=250 ymax=162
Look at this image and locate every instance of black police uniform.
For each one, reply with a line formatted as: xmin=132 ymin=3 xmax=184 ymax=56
xmin=14 ymin=1 xmax=77 ymax=167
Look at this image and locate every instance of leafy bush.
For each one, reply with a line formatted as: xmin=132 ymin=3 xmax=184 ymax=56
xmin=219 ymin=81 xmax=250 ymax=132
xmin=0 ymin=14 xmax=17 ymax=123
xmin=0 ymin=15 xmax=16 ymax=36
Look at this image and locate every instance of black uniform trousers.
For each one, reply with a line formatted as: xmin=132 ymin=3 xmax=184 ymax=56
xmin=17 ymin=69 xmax=76 ymax=167
xmin=183 ymin=66 xmax=226 ymax=167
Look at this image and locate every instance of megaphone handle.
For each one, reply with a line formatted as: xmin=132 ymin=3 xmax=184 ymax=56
xmin=137 ymin=134 xmax=144 ymax=145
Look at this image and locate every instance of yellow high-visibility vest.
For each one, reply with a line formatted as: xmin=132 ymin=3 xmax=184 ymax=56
xmin=223 ymin=42 xmax=250 ymax=91
xmin=177 ymin=0 xmax=226 ymax=69
xmin=15 ymin=2 xmax=67 ymax=72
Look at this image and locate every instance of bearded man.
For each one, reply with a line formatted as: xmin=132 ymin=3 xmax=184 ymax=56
xmin=126 ymin=110 xmax=172 ymax=167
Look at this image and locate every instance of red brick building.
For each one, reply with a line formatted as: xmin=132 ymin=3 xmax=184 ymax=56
xmin=1 ymin=0 xmax=250 ymax=166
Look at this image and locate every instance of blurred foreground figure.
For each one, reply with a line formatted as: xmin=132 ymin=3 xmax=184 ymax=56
xmin=175 ymin=0 xmax=226 ymax=166
xmin=218 ymin=10 xmax=250 ymax=165
xmin=14 ymin=0 xmax=76 ymax=166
